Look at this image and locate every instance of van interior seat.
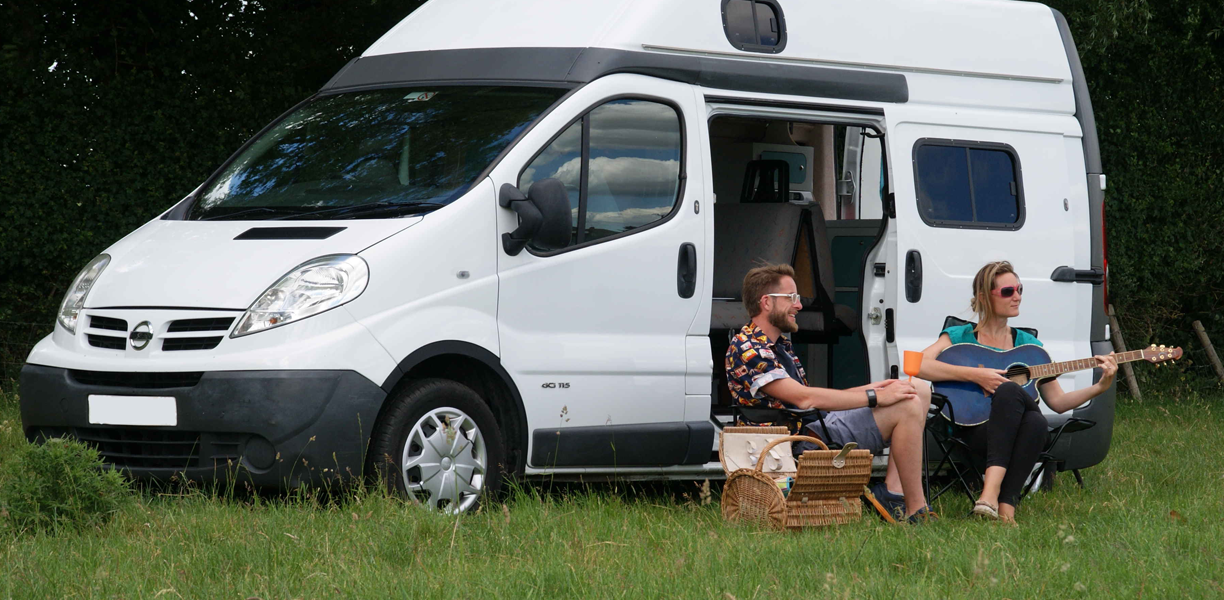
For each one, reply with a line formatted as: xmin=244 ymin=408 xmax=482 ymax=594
xmin=711 ymin=202 xmax=857 ymax=338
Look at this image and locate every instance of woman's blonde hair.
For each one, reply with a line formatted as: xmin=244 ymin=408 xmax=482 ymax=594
xmin=970 ymin=261 xmax=1017 ymax=331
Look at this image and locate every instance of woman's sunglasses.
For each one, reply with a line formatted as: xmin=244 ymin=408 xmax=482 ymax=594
xmin=991 ymin=285 xmax=1024 ymax=298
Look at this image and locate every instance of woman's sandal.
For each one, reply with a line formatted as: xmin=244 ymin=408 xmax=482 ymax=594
xmin=972 ymin=500 xmax=1000 ymax=520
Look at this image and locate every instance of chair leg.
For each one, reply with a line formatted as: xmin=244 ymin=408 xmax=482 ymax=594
xmin=1039 ymin=460 xmax=1056 ymax=492
xmin=1073 ymin=469 xmax=1085 ymax=489
xmin=923 ymin=432 xmax=931 ymax=502
xmin=926 ymin=441 xmax=977 ymax=505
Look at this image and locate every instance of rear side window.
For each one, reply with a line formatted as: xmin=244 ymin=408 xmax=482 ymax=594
xmin=913 ymin=140 xmax=1024 ymax=230
xmin=519 ymin=98 xmax=683 ymax=251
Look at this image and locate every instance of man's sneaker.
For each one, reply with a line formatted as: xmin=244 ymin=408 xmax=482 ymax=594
xmin=869 ymin=481 xmax=906 ymax=522
xmin=907 ymin=505 xmax=940 ymax=525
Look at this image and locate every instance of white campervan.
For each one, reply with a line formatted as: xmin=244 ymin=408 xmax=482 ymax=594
xmin=22 ymin=0 xmax=1113 ymax=511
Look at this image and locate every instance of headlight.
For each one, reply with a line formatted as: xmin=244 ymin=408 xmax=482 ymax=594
xmin=231 ymin=254 xmax=369 ymax=338
xmin=57 ymin=254 xmax=111 ymax=333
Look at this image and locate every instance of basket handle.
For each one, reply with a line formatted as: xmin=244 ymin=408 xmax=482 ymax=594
xmin=754 ymin=435 xmax=827 ymax=472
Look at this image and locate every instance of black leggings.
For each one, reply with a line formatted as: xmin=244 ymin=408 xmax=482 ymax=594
xmin=965 ymin=381 xmax=1048 ymax=507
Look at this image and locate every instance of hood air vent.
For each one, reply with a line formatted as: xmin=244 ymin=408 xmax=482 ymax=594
xmin=234 ymin=227 xmax=346 ymax=240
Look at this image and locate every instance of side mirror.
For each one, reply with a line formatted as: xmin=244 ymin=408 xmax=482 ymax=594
xmin=499 ymin=179 xmax=571 ymax=255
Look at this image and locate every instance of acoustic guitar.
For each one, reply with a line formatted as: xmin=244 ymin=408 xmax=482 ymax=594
xmin=933 ymin=343 xmax=1182 ymax=426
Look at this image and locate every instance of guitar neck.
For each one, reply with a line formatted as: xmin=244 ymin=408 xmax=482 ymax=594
xmin=1028 ymin=349 xmax=1144 ymax=380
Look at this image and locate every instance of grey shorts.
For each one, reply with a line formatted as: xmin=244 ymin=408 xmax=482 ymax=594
xmin=797 ymin=407 xmax=886 ymax=455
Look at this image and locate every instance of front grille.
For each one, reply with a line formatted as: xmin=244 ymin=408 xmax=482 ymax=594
xmin=167 ymin=317 xmax=235 ymax=333
xmin=69 ymin=370 xmax=204 ymax=389
xmin=89 ymin=316 xmax=128 ymax=331
xmin=29 ymin=428 xmax=247 ymax=470
xmin=73 ymin=427 xmax=201 ymax=469
xmin=87 ymin=334 xmax=126 ymax=350
xmin=162 ymin=337 xmax=223 ymax=351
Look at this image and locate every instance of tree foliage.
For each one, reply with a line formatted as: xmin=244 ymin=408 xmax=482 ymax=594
xmin=1 ymin=0 xmax=1222 ymax=387
xmin=0 ymin=0 xmax=422 ymax=325
xmin=1047 ymin=0 xmax=1224 ymax=387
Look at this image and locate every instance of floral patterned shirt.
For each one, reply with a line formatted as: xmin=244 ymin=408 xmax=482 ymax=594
xmin=725 ymin=321 xmax=808 ymax=409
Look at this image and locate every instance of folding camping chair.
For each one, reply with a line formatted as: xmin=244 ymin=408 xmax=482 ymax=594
xmin=923 ymin=392 xmax=1097 ymax=507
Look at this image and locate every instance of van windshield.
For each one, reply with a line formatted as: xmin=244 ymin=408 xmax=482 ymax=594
xmin=188 ymin=86 xmax=567 ymax=221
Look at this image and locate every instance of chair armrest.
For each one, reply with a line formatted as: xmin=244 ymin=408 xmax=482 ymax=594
xmin=927 ymin=393 xmax=950 ymax=419
xmin=1047 ymin=417 xmax=1096 ymax=448
xmin=734 ymin=405 xmax=821 ymax=427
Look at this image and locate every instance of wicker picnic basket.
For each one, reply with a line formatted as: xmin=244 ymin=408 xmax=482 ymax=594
xmin=722 ymin=435 xmax=873 ymax=530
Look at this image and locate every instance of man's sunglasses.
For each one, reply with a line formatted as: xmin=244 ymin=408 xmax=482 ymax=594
xmin=991 ymin=285 xmax=1024 ymax=298
xmin=763 ymin=293 xmax=802 ymax=303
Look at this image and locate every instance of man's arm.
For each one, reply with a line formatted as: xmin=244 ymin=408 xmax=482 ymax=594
xmin=761 ymin=378 xmax=918 ymax=411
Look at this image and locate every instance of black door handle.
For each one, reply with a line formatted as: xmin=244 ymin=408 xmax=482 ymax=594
xmin=677 ymin=243 xmax=697 ymax=298
xmin=1050 ymin=266 xmax=1105 ymax=284
xmin=905 ymin=250 xmax=922 ymax=303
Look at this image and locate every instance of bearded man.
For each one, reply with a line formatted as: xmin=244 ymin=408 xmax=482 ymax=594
xmin=725 ymin=264 xmax=936 ymax=522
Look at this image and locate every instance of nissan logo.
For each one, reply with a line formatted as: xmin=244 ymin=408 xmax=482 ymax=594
xmin=129 ymin=321 xmax=153 ymax=351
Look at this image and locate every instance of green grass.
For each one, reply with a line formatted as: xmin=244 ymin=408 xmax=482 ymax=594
xmin=1 ymin=390 xmax=1222 ymax=599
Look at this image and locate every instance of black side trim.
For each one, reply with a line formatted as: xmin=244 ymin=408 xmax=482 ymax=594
xmin=531 ymin=422 xmax=714 ymax=467
xmin=324 ymin=48 xmax=909 ymax=104
xmin=1050 ymin=266 xmax=1105 ymax=284
xmin=684 ymin=422 xmax=717 ymax=465
xmin=235 ymin=227 xmax=346 ymax=240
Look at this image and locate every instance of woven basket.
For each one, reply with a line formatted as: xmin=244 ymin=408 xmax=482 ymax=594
xmin=722 ymin=435 xmax=873 ymax=530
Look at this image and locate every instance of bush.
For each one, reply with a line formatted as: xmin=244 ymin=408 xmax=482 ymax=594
xmin=0 ymin=438 xmax=132 ymax=534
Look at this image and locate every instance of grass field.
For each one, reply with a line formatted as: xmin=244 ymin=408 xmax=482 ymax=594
xmin=1 ymin=389 xmax=1222 ymax=599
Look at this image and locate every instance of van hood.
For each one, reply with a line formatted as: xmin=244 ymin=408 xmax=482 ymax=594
xmin=85 ymin=218 xmax=421 ymax=310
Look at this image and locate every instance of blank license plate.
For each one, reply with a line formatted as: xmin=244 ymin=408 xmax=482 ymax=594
xmin=88 ymin=395 xmax=177 ymax=426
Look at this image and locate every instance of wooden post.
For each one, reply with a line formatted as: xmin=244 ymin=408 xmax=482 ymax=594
xmin=1108 ymin=305 xmax=1142 ymax=400
xmin=1192 ymin=320 xmax=1224 ymax=384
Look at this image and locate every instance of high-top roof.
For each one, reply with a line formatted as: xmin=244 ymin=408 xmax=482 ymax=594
xmin=364 ymin=0 xmax=1071 ymax=84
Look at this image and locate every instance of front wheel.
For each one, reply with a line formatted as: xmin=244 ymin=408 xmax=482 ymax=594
xmin=369 ymin=379 xmax=505 ymax=513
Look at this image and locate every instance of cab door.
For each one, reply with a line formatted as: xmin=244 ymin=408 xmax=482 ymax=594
xmin=489 ymin=75 xmax=707 ymax=468
xmin=886 ymin=106 xmax=1093 ymax=397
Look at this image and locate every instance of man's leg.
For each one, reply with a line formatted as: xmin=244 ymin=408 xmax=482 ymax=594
xmin=872 ymin=383 xmax=930 ymax=516
xmin=883 ymin=456 xmax=902 ymax=496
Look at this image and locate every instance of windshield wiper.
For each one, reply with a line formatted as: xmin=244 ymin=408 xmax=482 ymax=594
xmin=199 ymin=207 xmax=308 ymax=221
xmin=275 ymin=201 xmax=447 ymax=220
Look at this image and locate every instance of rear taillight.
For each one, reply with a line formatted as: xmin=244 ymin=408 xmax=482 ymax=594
xmin=1101 ymin=185 xmax=1109 ymax=311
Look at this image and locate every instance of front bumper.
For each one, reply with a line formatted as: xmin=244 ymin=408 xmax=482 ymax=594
xmin=19 ymin=365 xmax=386 ymax=487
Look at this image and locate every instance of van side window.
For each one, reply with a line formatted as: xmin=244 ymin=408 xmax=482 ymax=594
xmin=518 ymin=98 xmax=683 ymax=251
xmin=913 ymin=140 xmax=1024 ymax=229
xmin=721 ymin=0 xmax=787 ymax=53
xmin=518 ymin=121 xmax=582 ymax=247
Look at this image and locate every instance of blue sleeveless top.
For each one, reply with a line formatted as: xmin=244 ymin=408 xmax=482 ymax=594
xmin=941 ymin=323 xmax=1042 ymax=350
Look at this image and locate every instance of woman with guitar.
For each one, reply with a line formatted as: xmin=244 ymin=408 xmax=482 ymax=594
xmin=918 ymin=261 xmax=1118 ymax=523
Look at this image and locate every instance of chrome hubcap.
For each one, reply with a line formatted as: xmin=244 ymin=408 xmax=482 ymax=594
xmin=401 ymin=407 xmax=486 ymax=513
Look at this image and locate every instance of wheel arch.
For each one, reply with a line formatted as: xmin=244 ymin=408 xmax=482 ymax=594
xmin=378 ymin=341 xmax=528 ymax=475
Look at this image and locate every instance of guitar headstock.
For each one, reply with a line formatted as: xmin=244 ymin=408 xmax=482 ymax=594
xmin=1144 ymin=344 xmax=1183 ymax=365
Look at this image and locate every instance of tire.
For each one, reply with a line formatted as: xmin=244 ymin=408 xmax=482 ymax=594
xmin=368 ymin=378 xmax=505 ymax=513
